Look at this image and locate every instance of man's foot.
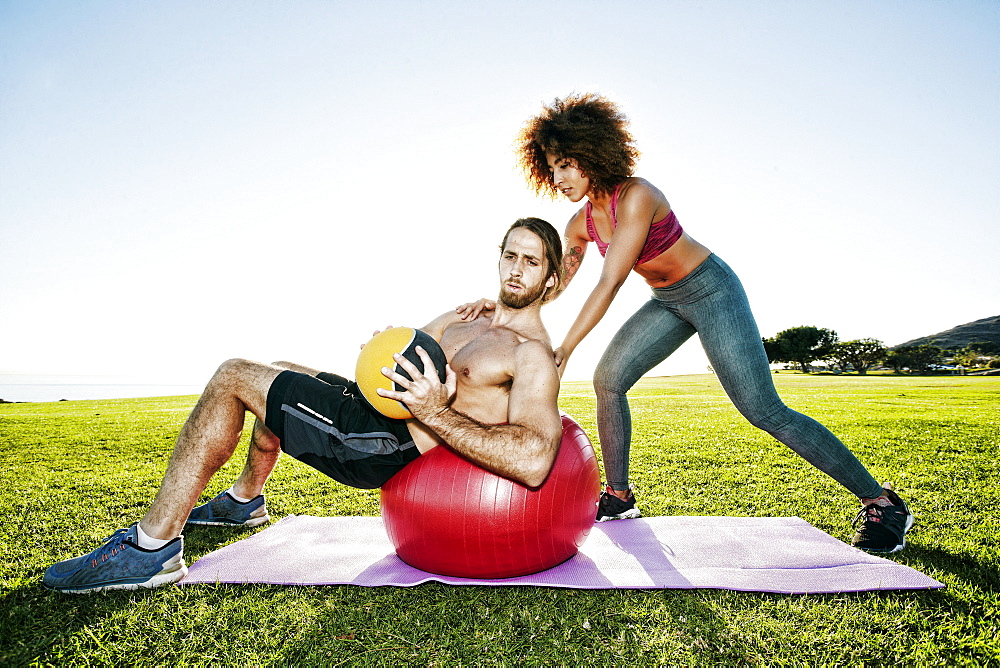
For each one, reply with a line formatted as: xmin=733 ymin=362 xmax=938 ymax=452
xmin=186 ymin=490 xmax=270 ymax=527
xmin=596 ymin=486 xmax=642 ymax=522
xmin=851 ymin=484 xmax=914 ymax=553
xmin=44 ymin=524 xmax=186 ymax=594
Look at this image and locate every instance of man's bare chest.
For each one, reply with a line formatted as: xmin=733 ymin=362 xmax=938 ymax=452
xmin=441 ymin=323 xmax=520 ymax=389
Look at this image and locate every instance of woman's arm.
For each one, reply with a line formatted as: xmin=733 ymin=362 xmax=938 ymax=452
xmin=556 ymin=182 xmax=664 ymax=368
xmin=545 ymin=210 xmax=591 ymax=303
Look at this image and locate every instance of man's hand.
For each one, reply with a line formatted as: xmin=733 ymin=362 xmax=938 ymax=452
xmin=361 ymin=325 xmax=395 ymax=350
xmin=377 ymin=346 xmax=457 ymax=421
xmin=455 ymin=298 xmax=495 ymax=321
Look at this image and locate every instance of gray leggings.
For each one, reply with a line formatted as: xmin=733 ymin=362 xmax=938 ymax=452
xmin=594 ymin=254 xmax=884 ymax=500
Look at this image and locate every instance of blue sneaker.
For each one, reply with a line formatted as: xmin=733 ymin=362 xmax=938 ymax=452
xmin=44 ymin=524 xmax=186 ymax=594
xmin=186 ymin=490 xmax=269 ymax=527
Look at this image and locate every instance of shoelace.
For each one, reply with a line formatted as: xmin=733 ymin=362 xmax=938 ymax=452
xmin=853 ymin=505 xmax=881 ymax=531
xmin=89 ymin=527 xmax=132 ymax=567
xmin=854 ymin=503 xmax=906 ymax=533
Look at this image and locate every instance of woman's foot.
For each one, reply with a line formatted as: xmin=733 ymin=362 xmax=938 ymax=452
xmin=852 ymin=484 xmax=914 ymax=553
xmin=596 ymin=486 xmax=642 ymax=522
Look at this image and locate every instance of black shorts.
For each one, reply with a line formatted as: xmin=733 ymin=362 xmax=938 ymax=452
xmin=264 ymin=370 xmax=420 ymax=489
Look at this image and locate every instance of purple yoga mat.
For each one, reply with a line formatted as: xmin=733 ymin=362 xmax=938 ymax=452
xmin=180 ymin=515 xmax=942 ymax=594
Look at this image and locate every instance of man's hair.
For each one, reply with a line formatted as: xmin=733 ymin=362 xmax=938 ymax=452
xmin=516 ymin=92 xmax=640 ymax=199
xmin=501 ymin=217 xmax=564 ymax=302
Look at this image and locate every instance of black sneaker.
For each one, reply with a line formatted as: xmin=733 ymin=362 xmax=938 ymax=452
xmin=596 ymin=486 xmax=642 ymax=522
xmin=851 ymin=484 xmax=914 ymax=553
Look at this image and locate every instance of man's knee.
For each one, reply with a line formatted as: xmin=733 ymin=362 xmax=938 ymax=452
xmin=210 ymin=358 xmax=257 ymax=384
xmin=201 ymin=359 xmax=281 ymax=419
xmin=206 ymin=359 xmax=278 ymax=396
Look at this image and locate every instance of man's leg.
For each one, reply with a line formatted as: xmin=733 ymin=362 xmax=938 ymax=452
xmin=185 ymin=417 xmax=278 ymax=527
xmin=229 ymin=419 xmax=282 ymax=500
xmin=209 ymin=361 xmax=322 ymax=503
xmin=271 ymin=360 xmax=324 ymax=376
xmin=44 ymin=358 xmax=283 ymax=593
xmin=190 ymin=362 xmax=329 ymax=520
xmin=140 ymin=359 xmax=284 ymax=540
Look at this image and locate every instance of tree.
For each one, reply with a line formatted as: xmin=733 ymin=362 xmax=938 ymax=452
xmin=953 ymin=346 xmax=985 ymax=368
xmin=886 ymin=345 xmax=943 ymax=374
xmin=829 ymin=338 xmax=887 ymax=375
xmin=909 ymin=344 xmax=944 ymax=373
xmin=828 ymin=355 xmax=851 ymax=373
xmin=969 ymin=340 xmax=999 ymax=354
xmin=885 ymin=348 xmax=910 ymax=374
xmin=762 ymin=337 xmax=782 ymax=364
xmin=763 ymin=326 xmax=839 ymax=373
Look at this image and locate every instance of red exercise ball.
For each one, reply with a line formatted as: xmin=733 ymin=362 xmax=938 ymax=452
xmin=380 ymin=413 xmax=600 ymax=578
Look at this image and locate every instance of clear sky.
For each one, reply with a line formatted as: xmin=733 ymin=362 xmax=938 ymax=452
xmin=1 ymin=1 xmax=997 ymax=385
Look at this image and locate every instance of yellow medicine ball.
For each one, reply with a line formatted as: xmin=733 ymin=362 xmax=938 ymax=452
xmin=356 ymin=327 xmax=449 ymax=419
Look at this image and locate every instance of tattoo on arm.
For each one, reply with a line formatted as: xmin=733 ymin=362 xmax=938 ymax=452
xmin=552 ymin=244 xmax=584 ymax=298
xmin=564 ymin=244 xmax=584 ymax=275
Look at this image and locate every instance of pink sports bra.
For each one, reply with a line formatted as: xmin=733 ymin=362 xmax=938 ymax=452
xmin=585 ymin=183 xmax=684 ymax=265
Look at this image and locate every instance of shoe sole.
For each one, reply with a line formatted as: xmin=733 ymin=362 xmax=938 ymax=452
xmin=596 ymin=508 xmax=642 ymax=522
xmin=887 ymin=512 xmax=917 ymax=553
xmin=186 ymin=514 xmax=270 ymax=527
xmin=52 ymin=559 xmax=188 ymax=594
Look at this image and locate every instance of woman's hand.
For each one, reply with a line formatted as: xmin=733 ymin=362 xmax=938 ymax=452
xmin=455 ymin=298 xmax=495 ymax=321
xmin=553 ymin=346 xmax=570 ymax=379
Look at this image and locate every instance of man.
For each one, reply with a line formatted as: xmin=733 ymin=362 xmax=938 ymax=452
xmin=44 ymin=217 xmax=565 ymax=593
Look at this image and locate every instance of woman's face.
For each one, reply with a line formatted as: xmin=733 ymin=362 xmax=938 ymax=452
xmin=546 ymin=152 xmax=591 ymax=202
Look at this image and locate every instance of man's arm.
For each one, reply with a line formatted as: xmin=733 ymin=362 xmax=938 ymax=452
xmin=379 ymin=342 xmax=562 ymax=488
xmin=419 ymin=310 xmax=466 ymax=342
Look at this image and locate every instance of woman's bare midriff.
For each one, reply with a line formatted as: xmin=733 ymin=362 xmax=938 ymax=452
xmin=633 ymin=233 xmax=713 ymax=287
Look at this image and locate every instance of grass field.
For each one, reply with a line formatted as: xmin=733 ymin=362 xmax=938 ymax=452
xmin=1 ymin=373 xmax=997 ymax=665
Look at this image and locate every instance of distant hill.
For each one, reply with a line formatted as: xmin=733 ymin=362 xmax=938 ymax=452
xmin=893 ymin=315 xmax=1000 ymax=351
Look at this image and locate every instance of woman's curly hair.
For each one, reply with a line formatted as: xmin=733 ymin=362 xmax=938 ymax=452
xmin=516 ymin=93 xmax=640 ymax=199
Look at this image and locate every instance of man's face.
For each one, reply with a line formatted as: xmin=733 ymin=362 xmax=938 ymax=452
xmin=498 ymin=228 xmax=555 ymax=309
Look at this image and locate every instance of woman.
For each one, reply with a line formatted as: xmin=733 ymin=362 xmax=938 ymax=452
xmin=460 ymin=93 xmax=912 ymax=553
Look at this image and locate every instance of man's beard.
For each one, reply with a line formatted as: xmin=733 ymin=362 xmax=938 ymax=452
xmin=498 ymin=279 xmax=547 ymax=309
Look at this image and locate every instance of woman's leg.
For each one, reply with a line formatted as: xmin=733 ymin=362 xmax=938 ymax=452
xmin=594 ymin=299 xmax=695 ymax=491
xmin=680 ymin=259 xmax=884 ymax=500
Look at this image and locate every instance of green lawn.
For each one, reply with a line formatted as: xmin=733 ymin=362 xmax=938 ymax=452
xmin=1 ymin=374 xmax=997 ymax=665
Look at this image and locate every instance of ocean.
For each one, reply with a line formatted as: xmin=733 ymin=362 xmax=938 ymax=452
xmin=0 ymin=375 xmax=203 ymax=403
